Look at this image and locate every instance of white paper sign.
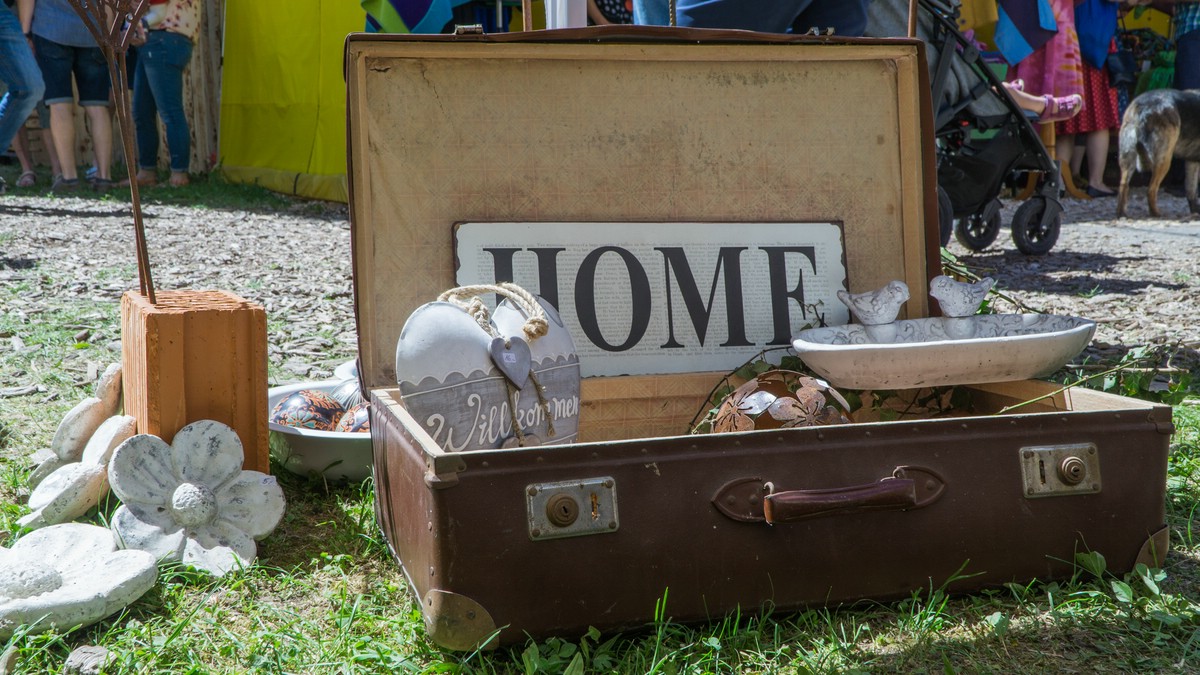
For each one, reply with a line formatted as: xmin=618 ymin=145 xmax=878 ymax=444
xmin=455 ymin=222 xmax=849 ymax=377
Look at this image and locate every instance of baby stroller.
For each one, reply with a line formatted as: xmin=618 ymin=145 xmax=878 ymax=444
xmin=866 ymin=0 xmax=1064 ymax=255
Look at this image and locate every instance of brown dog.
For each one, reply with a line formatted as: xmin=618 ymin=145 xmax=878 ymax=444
xmin=1117 ymin=88 xmax=1200 ymax=218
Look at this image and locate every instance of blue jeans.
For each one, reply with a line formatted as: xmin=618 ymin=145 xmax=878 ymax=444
xmin=0 ymin=10 xmax=45 ymax=154
xmin=133 ymin=30 xmax=193 ymax=173
xmin=1177 ymin=29 xmax=1200 ymax=91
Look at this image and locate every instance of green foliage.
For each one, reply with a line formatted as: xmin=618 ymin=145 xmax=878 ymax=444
xmin=0 ymin=165 xmax=295 ymax=212
xmin=1084 ymin=345 xmax=1195 ymax=405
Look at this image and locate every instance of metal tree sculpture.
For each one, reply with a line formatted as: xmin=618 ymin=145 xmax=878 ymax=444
xmin=66 ymin=0 xmax=156 ymax=303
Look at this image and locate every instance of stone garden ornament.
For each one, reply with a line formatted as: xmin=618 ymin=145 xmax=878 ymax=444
xmin=794 ymin=278 xmax=1095 ymax=389
xmin=929 ymin=275 xmax=996 ymax=318
xmin=30 ymin=364 xmax=122 ymax=488
xmin=19 ymin=415 xmax=137 ymax=530
xmin=396 ymin=282 xmax=581 ymax=452
xmin=836 ymin=280 xmax=910 ymax=326
xmin=108 ymin=420 xmax=286 ymax=576
xmin=0 ymin=523 xmax=157 ymax=639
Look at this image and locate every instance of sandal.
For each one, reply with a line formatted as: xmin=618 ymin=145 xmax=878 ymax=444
xmin=16 ymin=170 xmax=36 ymax=188
xmin=1038 ymin=93 xmax=1083 ymax=123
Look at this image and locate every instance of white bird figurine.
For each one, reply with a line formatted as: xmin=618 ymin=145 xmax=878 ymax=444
xmin=837 ymin=280 xmax=910 ymax=325
xmin=929 ymin=275 xmax=995 ymax=317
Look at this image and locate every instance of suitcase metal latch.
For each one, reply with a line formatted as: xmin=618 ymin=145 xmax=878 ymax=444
xmin=526 ymin=477 xmax=618 ymax=541
xmin=1019 ymin=443 xmax=1101 ymax=498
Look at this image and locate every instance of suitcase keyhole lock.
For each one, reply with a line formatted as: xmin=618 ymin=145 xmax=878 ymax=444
xmin=1059 ymin=456 xmax=1087 ymax=485
xmin=546 ymin=494 xmax=580 ymax=527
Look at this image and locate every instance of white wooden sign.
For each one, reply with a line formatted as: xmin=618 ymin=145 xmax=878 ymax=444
xmin=455 ymin=222 xmax=849 ymax=377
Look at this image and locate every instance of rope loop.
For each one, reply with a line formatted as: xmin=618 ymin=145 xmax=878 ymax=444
xmin=437 ymin=282 xmax=549 ymax=341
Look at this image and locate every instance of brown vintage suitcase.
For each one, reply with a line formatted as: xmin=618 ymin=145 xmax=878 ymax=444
xmin=345 ymin=27 xmax=1173 ymax=650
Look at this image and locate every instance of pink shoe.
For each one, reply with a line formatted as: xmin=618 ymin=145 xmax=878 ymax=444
xmin=1009 ymin=78 xmax=1025 ymax=92
xmin=1039 ymin=93 xmax=1082 ymax=123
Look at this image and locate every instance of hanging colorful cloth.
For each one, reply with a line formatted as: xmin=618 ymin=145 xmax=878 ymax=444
xmin=1136 ymin=49 xmax=1176 ymax=95
xmin=1013 ymin=0 xmax=1084 ymax=100
xmin=994 ymin=0 xmax=1058 ymax=65
xmin=1073 ymin=0 xmax=1118 ymax=70
xmin=361 ymin=0 xmax=454 ymax=34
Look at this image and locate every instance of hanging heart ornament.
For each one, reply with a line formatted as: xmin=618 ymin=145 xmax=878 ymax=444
xmin=488 ymin=336 xmax=532 ymax=390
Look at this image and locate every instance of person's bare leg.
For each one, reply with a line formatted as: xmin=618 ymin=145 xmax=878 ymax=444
xmin=84 ymin=105 xmax=112 ymax=180
xmin=42 ymin=125 xmax=63 ymax=178
xmin=49 ymin=102 xmax=77 ymax=180
xmin=13 ymin=128 xmax=34 ymax=174
xmin=12 ymin=128 xmax=37 ymax=186
xmin=1055 ymin=132 xmax=1075 ymax=173
xmin=1085 ymin=129 xmax=1112 ymax=193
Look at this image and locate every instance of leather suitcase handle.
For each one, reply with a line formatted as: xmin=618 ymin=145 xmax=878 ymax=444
xmin=764 ymin=478 xmax=916 ymax=523
xmin=712 ymin=466 xmax=945 ymax=524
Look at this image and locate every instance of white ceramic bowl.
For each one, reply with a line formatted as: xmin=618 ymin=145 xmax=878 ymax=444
xmin=792 ymin=314 xmax=1096 ymax=389
xmin=333 ymin=359 xmax=357 ymax=382
xmin=268 ymin=380 xmax=373 ymax=482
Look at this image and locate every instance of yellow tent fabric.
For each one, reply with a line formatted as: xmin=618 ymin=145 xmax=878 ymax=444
xmin=219 ymin=1 xmax=365 ymax=202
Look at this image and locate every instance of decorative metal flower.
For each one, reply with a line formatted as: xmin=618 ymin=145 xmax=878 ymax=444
xmin=0 ymin=523 xmax=157 ymax=639
xmin=712 ymin=371 xmax=851 ymax=433
xmin=108 ymin=420 xmax=286 ymax=577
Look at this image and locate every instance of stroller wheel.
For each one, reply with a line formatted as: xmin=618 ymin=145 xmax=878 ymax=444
xmin=954 ymin=208 xmax=1002 ymax=251
xmin=937 ymin=187 xmax=953 ymax=247
xmin=1011 ymin=199 xmax=1061 ymax=255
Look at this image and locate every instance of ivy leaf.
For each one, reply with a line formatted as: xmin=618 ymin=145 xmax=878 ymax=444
xmin=1075 ymin=551 xmax=1106 ymax=579
xmin=1111 ymin=580 xmax=1135 ymax=604
xmin=983 ymin=611 xmax=1010 ymax=638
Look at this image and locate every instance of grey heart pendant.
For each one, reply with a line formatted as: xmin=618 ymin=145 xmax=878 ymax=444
xmin=489 ymin=336 xmax=532 ymax=389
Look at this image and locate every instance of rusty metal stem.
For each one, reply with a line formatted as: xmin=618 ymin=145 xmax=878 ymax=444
xmin=110 ymin=51 xmax=155 ymax=303
xmin=68 ymin=0 xmax=155 ymax=303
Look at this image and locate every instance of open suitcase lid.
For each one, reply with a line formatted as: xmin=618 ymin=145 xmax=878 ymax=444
xmin=346 ymin=26 xmax=940 ymax=391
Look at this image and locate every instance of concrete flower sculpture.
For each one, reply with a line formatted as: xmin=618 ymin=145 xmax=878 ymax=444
xmin=18 ymin=416 xmax=137 ymax=529
xmin=108 ymin=420 xmax=286 ymax=576
xmin=0 ymin=523 xmax=157 ymax=639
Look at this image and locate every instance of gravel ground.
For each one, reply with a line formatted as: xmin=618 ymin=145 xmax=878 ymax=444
xmin=1 ymin=187 xmax=1197 ymax=384
xmin=962 ymin=190 xmax=1200 ymax=372
xmin=1 ymin=197 xmax=359 ymax=384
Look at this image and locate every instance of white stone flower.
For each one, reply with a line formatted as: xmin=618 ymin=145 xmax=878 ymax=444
xmin=109 ymin=420 xmax=286 ymax=576
xmin=18 ymin=416 xmax=137 ymax=530
xmin=0 ymin=523 xmax=157 ymax=639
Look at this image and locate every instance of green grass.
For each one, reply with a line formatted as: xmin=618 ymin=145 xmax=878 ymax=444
xmin=3 ymin=181 xmax=1200 ymax=672
xmin=0 ymin=162 xmax=295 ymax=212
